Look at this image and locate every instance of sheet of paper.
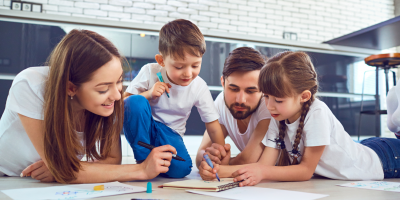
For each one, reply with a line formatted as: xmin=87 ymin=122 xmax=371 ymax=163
xmin=338 ymin=181 xmax=400 ymax=192
xmin=1 ymin=181 xmax=146 ymax=200
xmin=187 ymin=186 xmax=328 ymax=200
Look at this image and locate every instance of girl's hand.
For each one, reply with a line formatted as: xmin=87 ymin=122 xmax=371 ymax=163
xmin=21 ymin=160 xmax=55 ymax=182
xmin=139 ymin=145 xmax=175 ymax=180
xmin=232 ymin=163 xmax=265 ymax=187
xmin=198 ymin=160 xmax=220 ymax=180
xmin=149 ymin=82 xmax=171 ymax=100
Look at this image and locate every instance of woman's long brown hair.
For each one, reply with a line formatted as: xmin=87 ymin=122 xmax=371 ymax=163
xmin=43 ymin=29 xmax=124 ymax=183
xmin=259 ymin=51 xmax=318 ymax=166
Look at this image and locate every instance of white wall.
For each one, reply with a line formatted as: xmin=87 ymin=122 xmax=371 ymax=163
xmin=0 ymin=0 xmax=395 ymax=43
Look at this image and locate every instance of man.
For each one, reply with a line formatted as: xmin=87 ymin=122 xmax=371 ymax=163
xmin=196 ymin=47 xmax=271 ymax=168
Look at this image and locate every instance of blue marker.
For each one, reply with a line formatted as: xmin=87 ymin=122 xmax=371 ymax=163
xmin=156 ymin=72 xmax=170 ymax=98
xmin=146 ymin=182 xmax=152 ymax=193
xmin=203 ymin=154 xmax=220 ymax=182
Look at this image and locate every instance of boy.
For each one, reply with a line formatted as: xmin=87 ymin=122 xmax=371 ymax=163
xmin=123 ymin=19 xmax=225 ymax=178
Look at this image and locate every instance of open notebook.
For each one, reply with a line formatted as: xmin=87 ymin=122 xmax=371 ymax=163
xmin=160 ymin=178 xmax=240 ymax=192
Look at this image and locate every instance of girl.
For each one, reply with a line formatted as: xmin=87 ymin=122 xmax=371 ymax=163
xmin=199 ymin=51 xmax=400 ymax=185
xmin=0 ymin=29 xmax=175 ymax=183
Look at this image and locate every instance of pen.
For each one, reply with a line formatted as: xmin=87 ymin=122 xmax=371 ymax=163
xmin=156 ymin=72 xmax=170 ymax=98
xmin=138 ymin=141 xmax=185 ymax=161
xmin=203 ymin=154 xmax=220 ymax=182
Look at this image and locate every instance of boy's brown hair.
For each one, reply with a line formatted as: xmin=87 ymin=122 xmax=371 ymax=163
xmin=159 ymin=19 xmax=206 ymax=60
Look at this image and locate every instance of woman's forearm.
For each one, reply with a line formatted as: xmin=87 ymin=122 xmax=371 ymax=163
xmin=71 ymin=162 xmax=145 ymax=184
xmin=196 ymin=149 xmax=205 ymax=168
xmin=92 ymin=155 xmax=122 ymax=165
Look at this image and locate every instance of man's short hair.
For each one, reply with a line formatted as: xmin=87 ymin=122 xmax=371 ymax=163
xmin=222 ymin=47 xmax=267 ymax=80
xmin=159 ymin=19 xmax=206 ymax=60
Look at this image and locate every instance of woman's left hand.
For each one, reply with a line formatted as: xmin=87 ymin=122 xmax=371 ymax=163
xmin=231 ymin=163 xmax=265 ymax=187
xmin=21 ymin=160 xmax=55 ymax=182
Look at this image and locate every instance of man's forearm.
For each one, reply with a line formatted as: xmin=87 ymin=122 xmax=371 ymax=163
xmin=196 ymin=149 xmax=205 ymax=168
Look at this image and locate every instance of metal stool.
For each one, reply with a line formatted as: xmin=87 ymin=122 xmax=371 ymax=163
xmin=357 ymin=53 xmax=400 ymax=140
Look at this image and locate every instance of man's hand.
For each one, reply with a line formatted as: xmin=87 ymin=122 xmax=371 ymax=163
xmin=199 ymin=160 xmax=220 ymax=181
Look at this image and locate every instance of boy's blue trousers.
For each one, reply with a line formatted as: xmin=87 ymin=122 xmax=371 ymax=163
xmin=123 ymin=95 xmax=192 ymax=178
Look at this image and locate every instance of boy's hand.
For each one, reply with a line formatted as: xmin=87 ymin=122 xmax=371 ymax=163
xmin=149 ymin=82 xmax=171 ymax=100
xmin=139 ymin=145 xmax=175 ymax=180
xmin=205 ymin=143 xmax=231 ymax=165
xmin=199 ymin=160 xmax=220 ymax=181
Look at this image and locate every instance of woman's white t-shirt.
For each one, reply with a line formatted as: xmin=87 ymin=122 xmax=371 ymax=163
xmin=262 ymin=99 xmax=384 ymax=180
xmin=214 ymin=92 xmax=271 ymax=151
xmin=0 ymin=67 xmax=84 ymax=176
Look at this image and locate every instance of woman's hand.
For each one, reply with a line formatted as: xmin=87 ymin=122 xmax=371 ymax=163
xmin=198 ymin=160 xmax=220 ymax=181
xmin=21 ymin=160 xmax=55 ymax=182
xmin=232 ymin=163 xmax=265 ymax=187
xmin=139 ymin=145 xmax=175 ymax=180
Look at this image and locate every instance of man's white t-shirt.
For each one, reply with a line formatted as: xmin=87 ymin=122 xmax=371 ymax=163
xmin=262 ymin=99 xmax=384 ymax=180
xmin=125 ymin=63 xmax=219 ymax=136
xmin=214 ymin=92 xmax=271 ymax=151
xmin=0 ymin=67 xmax=84 ymax=176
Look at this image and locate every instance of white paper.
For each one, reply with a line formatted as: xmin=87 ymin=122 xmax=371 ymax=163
xmin=187 ymin=186 xmax=328 ymax=200
xmin=338 ymin=181 xmax=400 ymax=192
xmin=1 ymin=181 xmax=146 ymax=200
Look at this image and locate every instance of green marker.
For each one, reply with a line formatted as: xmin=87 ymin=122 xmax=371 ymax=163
xmin=156 ymin=72 xmax=170 ymax=98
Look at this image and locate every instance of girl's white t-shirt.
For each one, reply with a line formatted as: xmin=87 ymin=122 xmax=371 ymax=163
xmin=125 ymin=63 xmax=219 ymax=136
xmin=262 ymin=99 xmax=384 ymax=180
xmin=214 ymin=92 xmax=271 ymax=151
xmin=0 ymin=67 xmax=84 ymax=176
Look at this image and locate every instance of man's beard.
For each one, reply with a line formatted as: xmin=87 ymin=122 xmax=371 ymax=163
xmin=224 ymin=94 xmax=262 ymax=120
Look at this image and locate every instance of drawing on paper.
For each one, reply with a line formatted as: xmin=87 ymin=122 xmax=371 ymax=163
xmin=55 ymin=191 xmax=79 ymax=196
xmin=1 ymin=181 xmax=147 ymax=200
xmin=339 ymin=181 xmax=400 ymax=193
xmin=105 ymin=186 xmax=136 ymax=192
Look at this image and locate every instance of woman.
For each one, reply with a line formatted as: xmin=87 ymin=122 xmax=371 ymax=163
xmin=0 ymin=29 xmax=175 ymax=183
